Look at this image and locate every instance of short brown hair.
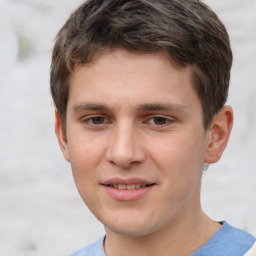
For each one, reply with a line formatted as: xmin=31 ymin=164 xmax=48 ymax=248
xmin=50 ymin=0 xmax=232 ymax=129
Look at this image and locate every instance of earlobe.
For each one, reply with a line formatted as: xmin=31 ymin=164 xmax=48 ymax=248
xmin=204 ymin=106 xmax=233 ymax=164
xmin=55 ymin=111 xmax=70 ymax=162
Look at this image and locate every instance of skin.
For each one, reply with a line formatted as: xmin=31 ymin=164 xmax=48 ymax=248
xmin=55 ymin=49 xmax=233 ymax=256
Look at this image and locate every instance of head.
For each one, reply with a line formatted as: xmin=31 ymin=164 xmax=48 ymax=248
xmin=50 ymin=0 xmax=232 ymax=132
xmin=51 ymin=0 xmax=233 ymax=240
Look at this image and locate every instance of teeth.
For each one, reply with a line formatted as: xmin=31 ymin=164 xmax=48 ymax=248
xmin=127 ymin=184 xmax=136 ymax=190
xmin=135 ymin=184 xmax=141 ymax=189
xmin=117 ymin=184 xmax=127 ymax=190
xmin=112 ymin=184 xmax=148 ymax=190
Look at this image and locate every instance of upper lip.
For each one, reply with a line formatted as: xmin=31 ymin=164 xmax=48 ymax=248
xmin=101 ymin=178 xmax=155 ymax=186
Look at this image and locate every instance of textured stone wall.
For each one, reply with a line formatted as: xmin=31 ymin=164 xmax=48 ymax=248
xmin=0 ymin=0 xmax=255 ymax=255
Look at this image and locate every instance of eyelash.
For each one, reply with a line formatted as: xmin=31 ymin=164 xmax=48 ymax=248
xmin=82 ymin=115 xmax=174 ymax=127
xmin=82 ymin=116 xmax=110 ymax=125
xmin=147 ymin=116 xmax=174 ymax=126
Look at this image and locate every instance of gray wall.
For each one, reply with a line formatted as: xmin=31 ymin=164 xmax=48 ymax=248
xmin=0 ymin=0 xmax=255 ymax=255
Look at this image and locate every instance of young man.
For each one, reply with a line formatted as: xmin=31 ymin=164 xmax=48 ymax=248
xmin=50 ymin=0 xmax=256 ymax=255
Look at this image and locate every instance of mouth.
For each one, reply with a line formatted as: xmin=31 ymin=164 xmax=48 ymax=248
xmin=102 ymin=179 xmax=155 ymax=201
xmin=106 ymin=184 xmax=153 ymax=190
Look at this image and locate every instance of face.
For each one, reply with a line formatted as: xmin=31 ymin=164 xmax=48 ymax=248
xmin=57 ymin=49 xmax=213 ymax=237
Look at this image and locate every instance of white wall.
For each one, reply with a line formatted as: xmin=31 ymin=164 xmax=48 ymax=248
xmin=0 ymin=0 xmax=255 ymax=255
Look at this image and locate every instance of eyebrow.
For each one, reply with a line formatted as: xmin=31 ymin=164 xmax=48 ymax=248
xmin=72 ymin=102 xmax=110 ymax=112
xmin=71 ymin=102 xmax=188 ymax=113
xmin=136 ymin=103 xmax=188 ymax=112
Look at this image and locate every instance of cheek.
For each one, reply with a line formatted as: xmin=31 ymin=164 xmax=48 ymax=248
xmin=68 ymin=142 xmax=100 ymax=209
xmin=152 ymin=137 xmax=204 ymax=210
xmin=151 ymin=136 xmax=200 ymax=165
xmin=67 ymin=135 xmax=103 ymax=194
xmin=68 ymin=130 xmax=105 ymax=165
xmin=149 ymin=132 xmax=205 ymax=182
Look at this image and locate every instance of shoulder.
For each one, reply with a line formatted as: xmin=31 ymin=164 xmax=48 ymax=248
xmin=222 ymin=222 xmax=255 ymax=251
xmin=69 ymin=236 xmax=106 ymax=256
xmin=191 ymin=222 xmax=256 ymax=256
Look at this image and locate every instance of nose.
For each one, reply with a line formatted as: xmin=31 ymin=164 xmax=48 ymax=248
xmin=106 ymin=122 xmax=146 ymax=168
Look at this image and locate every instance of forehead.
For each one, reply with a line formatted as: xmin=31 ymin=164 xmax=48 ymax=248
xmin=68 ymin=49 xmax=200 ymax=114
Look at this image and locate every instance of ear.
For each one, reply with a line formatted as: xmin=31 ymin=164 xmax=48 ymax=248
xmin=55 ymin=110 xmax=70 ymax=162
xmin=204 ymin=106 xmax=233 ymax=164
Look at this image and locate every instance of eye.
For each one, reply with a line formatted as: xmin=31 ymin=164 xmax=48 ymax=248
xmin=81 ymin=115 xmax=109 ymax=126
xmin=81 ymin=115 xmax=111 ymax=130
xmin=90 ymin=116 xmax=106 ymax=124
xmin=148 ymin=116 xmax=170 ymax=125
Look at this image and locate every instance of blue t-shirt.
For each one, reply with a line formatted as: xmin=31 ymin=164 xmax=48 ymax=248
xmin=70 ymin=222 xmax=256 ymax=256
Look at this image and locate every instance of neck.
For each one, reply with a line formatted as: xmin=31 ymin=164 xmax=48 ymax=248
xmin=104 ymin=210 xmax=221 ymax=256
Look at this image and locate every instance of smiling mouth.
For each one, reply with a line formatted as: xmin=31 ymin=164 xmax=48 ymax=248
xmin=106 ymin=184 xmax=152 ymax=190
xmin=103 ymin=181 xmax=155 ymax=201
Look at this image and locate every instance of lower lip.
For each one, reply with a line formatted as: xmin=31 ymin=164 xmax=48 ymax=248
xmin=103 ymin=185 xmax=154 ymax=201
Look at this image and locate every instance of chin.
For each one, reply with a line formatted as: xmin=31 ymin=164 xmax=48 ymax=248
xmin=106 ymin=224 xmax=154 ymax=237
xmin=103 ymin=215 xmax=163 ymax=238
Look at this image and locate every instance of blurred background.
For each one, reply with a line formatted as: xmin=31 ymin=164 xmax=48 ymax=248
xmin=0 ymin=0 xmax=255 ymax=255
